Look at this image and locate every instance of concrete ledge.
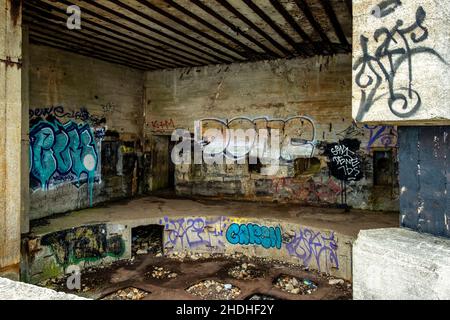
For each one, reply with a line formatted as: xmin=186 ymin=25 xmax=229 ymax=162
xmin=0 ymin=277 xmax=89 ymax=300
xmin=353 ymin=228 xmax=450 ymax=300
xmin=24 ymin=196 xmax=398 ymax=284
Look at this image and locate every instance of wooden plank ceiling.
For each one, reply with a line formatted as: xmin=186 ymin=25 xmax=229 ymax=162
xmin=24 ymin=0 xmax=352 ymax=71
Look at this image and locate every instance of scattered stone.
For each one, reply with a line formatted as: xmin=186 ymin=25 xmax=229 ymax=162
xmin=102 ymin=287 xmax=149 ymax=300
xmin=248 ymin=294 xmax=277 ymax=300
xmin=145 ymin=266 xmax=177 ymax=279
xmin=166 ymin=251 xmax=215 ymax=262
xmin=186 ymin=280 xmax=240 ymax=300
xmin=328 ymin=279 xmax=345 ymax=285
xmin=228 ymin=263 xmax=263 ymax=280
xmin=274 ymin=275 xmax=318 ymax=295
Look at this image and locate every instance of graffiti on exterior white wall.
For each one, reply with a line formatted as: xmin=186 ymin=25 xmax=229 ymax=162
xmin=354 ymin=2 xmax=448 ymax=120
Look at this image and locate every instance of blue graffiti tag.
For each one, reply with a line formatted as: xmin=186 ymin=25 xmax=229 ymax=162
xmin=29 ymin=119 xmax=99 ymax=206
xmin=225 ymin=223 xmax=282 ymax=249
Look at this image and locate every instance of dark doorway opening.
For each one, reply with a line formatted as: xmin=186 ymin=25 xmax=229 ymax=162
xmin=373 ymin=150 xmax=394 ymax=186
xmin=131 ymin=224 xmax=164 ymax=256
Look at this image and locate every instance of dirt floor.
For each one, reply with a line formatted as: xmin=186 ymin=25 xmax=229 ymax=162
xmin=37 ymin=251 xmax=352 ymax=300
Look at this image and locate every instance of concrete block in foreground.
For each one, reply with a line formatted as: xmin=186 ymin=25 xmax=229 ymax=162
xmin=0 ymin=277 xmax=89 ymax=300
xmin=353 ymin=228 xmax=450 ymax=300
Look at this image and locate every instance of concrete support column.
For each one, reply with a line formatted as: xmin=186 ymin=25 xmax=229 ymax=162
xmin=21 ymin=24 xmax=29 ymax=234
xmin=0 ymin=0 xmax=23 ymax=279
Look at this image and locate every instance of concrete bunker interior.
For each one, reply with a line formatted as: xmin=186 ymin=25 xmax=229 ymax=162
xmin=3 ymin=0 xmax=449 ymax=301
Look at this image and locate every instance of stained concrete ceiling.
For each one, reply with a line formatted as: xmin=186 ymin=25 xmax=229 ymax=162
xmin=24 ymin=0 xmax=352 ymax=71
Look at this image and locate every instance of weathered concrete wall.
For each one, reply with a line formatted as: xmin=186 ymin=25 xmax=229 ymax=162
xmin=353 ymin=228 xmax=450 ymax=300
xmin=145 ymin=55 xmax=399 ymax=211
xmin=28 ymin=44 xmax=145 ymax=220
xmin=24 ymin=214 xmax=352 ymax=284
xmin=159 ymin=215 xmax=353 ymax=281
xmin=0 ymin=277 xmax=87 ymax=300
xmin=0 ymin=0 xmax=23 ymax=280
xmin=353 ymin=0 xmax=450 ymax=125
xmin=22 ymin=223 xmax=130 ymax=284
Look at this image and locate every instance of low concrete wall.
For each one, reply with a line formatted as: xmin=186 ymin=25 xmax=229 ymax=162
xmin=0 ymin=277 xmax=88 ymax=300
xmin=353 ymin=228 xmax=450 ymax=300
xmin=23 ymin=215 xmax=353 ymax=284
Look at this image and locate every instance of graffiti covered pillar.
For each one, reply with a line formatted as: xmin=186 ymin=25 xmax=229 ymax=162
xmin=353 ymin=0 xmax=450 ymax=236
xmin=352 ymin=0 xmax=450 ymax=299
xmin=0 ymin=0 xmax=23 ymax=279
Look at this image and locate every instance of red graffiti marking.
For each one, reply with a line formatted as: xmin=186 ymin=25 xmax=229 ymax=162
xmin=272 ymin=177 xmax=343 ymax=204
xmin=150 ymin=119 xmax=175 ymax=131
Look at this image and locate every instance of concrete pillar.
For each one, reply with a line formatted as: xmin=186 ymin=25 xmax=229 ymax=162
xmin=21 ymin=24 xmax=29 ymax=234
xmin=0 ymin=0 xmax=23 ymax=279
xmin=352 ymin=0 xmax=450 ymax=299
xmin=353 ymin=228 xmax=450 ymax=300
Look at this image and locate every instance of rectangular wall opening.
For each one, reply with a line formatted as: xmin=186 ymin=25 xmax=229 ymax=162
xmin=131 ymin=225 xmax=164 ymax=256
xmin=373 ymin=150 xmax=394 ymax=186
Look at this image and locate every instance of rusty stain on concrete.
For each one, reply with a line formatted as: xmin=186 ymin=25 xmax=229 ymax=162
xmin=0 ymin=57 xmax=22 ymax=69
xmin=8 ymin=0 xmax=21 ymax=27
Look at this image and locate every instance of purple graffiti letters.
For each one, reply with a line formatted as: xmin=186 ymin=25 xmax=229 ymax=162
xmin=286 ymin=228 xmax=339 ymax=272
xmin=160 ymin=216 xmax=227 ymax=251
xmin=364 ymin=125 xmax=398 ymax=150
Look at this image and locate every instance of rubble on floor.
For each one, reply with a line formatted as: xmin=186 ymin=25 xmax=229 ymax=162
xmin=145 ymin=266 xmax=177 ymax=279
xmin=186 ymin=280 xmax=241 ymax=300
xmin=328 ymin=278 xmax=345 ymax=285
xmin=166 ymin=251 xmax=211 ymax=261
xmin=101 ymin=287 xmax=149 ymax=300
xmin=274 ymin=275 xmax=318 ymax=295
xmin=247 ymin=294 xmax=278 ymax=300
xmin=228 ymin=263 xmax=264 ymax=280
xmin=34 ymin=252 xmax=352 ymax=300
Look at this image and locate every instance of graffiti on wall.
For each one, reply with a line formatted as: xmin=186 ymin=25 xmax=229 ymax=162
xmin=365 ymin=125 xmax=398 ymax=150
xmin=41 ymin=224 xmax=125 ymax=267
xmin=270 ymin=177 xmax=343 ymax=204
xmin=337 ymin=122 xmax=398 ymax=151
xmin=196 ymin=116 xmax=317 ymax=161
xmin=29 ymin=119 xmax=99 ymax=206
xmin=226 ymin=223 xmax=282 ymax=250
xmin=150 ymin=118 xmax=176 ymax=132
xmin=29 ymin=106 xmax=106 ymax=127
xmin=286 ymin=228 xmax=339 ymax=272
xmin=324 ymin=139 xmax=363 ymax=182
xmin=354 ymin=2 xmax=448 ymax=120
xmin=160 ymin=216 xmax=227 ymax=251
